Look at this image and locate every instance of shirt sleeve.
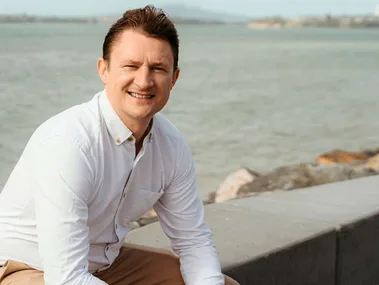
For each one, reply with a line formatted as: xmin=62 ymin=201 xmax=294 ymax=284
xmin=26 ymin=134 xmax=108 ymax=285
xmin=153 ymin=138 xmax=224 ymax=285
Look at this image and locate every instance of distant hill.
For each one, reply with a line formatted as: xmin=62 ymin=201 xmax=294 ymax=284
xmin=0 ymin=4 xmax=251 ymax=25
xmin=160 ymin=4 xmax=251 ymax=23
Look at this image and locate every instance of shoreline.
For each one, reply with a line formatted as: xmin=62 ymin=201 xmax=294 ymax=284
xmin=1 ymin=14 xmax=379 ymax=29
xmin=134 ymin=147 xmax=379 ymax=229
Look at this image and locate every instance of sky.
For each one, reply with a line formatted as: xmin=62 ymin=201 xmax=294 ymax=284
xmin=0 ymin=0 xmax=378 ymax=17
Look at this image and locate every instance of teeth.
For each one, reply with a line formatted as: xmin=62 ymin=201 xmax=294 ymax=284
xmin=129 ymin=92 xmax=152 ymax=99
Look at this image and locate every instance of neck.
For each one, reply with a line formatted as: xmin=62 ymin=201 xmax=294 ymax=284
xmin=123 ymin=118 xmax=152 ymax=144
xmin=104 ymin=91 xmax=152 ymax=144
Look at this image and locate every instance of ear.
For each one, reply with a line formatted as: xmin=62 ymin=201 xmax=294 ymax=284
xmin=97 ymin=57 xmax=109 ymax=85
xmin=170 ymin=67 xmax=180 ymax=90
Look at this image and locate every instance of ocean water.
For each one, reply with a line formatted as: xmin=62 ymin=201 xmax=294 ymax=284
xmin=1 ymin=23 xmax=379 ymax=199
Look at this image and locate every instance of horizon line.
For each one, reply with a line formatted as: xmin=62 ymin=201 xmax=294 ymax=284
xmin=0 ymin=12 xmax=377 ymax=18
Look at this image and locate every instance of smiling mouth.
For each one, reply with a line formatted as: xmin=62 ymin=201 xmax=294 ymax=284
xmin=128 ymin=92 xmax=154 ymax=99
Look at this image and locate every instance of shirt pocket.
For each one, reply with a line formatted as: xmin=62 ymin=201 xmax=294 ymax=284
xmin=124 ymin=188 xmax=164 ymax=224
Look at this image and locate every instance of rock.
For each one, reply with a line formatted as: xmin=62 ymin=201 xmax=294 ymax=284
xmin=208 ymin=167 xmax=260 ymax=204
xmin=138 ymin=208 xmax=159 ymax=226
xmin=133 ymin=154 xmax=379 ymax=226
xmin=237 ymin=163 xmax=377 ymax=198
xmin=129 ymin=221 xmax=141 ymax=231
xmin=316 ymin=148 xmax=379 ymax=165
xmin=355 ymin=154 xmax=379 ymax=171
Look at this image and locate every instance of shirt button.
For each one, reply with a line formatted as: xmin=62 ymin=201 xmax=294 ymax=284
xmin=106 ymin=246 xmax=109 ymax=251
xmin=127 ymin=137 xmax=134 ymax=142
xmin=115 ymin=224 xmax=118 ymax=229
xmin=116 ymin=138 xmax=121 ymax=144
xmin=122 ymin=193 xmax=126 ymax=198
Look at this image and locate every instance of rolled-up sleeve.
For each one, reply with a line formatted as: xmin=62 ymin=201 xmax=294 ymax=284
xmin=154 ymin=138 xmax=224 ymax=285
xmin=27 ymin=135 xmax=107 ymax=285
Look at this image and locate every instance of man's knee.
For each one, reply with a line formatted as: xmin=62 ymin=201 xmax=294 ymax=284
xmin=0 ymin=269 xmax=44 ymax=285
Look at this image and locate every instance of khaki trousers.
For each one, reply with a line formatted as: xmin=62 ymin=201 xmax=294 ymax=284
xmin=0 ymin=243 xmax=239 ymax=285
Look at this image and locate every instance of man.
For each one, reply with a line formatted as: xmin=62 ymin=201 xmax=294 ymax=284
xmin=0 ymin=5 xmax=239 ymax=285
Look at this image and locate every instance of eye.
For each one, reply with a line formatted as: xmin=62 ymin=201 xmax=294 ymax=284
xmin=124 ymin=65 xmax=137 ymax=69
xmin=152 ymin=66 xmax=164 ymax=71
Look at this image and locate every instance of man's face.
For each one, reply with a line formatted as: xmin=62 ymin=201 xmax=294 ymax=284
xmin=98 ymin=29 xmax=180 ymax=126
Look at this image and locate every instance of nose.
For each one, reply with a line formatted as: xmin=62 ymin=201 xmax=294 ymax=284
xmin=134 ymin=66 xmax=154 ymax=90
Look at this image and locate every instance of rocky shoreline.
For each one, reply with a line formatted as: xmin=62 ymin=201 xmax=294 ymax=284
xmin=133 ymin=148 xmax=379 ymax=230
xmin=248 ymin=15 xmax=379 ymax=29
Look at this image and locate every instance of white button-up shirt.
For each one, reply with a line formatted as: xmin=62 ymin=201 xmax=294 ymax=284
xmin=0 ymin=91 xmax=224 ymax=285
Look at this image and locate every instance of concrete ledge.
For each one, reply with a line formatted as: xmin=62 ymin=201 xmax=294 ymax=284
xmin=127 ymin=203 xmax=336 ymax=284
xmin=337 ymin=214 xmax=379 ymax=285
xmin=126 ymin=176 xmax=379 ymax=284
xmin=228 ymin=176 xmax=379 ymax=285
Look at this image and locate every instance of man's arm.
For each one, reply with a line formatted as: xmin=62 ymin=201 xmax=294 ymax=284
xmin=27 ymin=134 xmax=107 ymax=285
xmin=153 ymin=138 xmax=224 ymax=285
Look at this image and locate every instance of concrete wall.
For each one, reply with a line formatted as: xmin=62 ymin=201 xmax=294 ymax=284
xmin=126 ymin=176 xmax=379 ymax=285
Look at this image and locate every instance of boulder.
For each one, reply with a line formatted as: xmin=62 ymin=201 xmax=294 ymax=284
xmin=237 ymin=163 xmax=377 ymax=198
xmin=208 ymin=167 xmax=260 ymax=204
xmin=138 ymin=208 xmax=159 ymax=226
xmin=133 ymin=151 xmax=379 ymax=226
xmin=355 ymin=154 xmax=379 ymax=172
xmin=316 ymin=148 xmax=379 ymax=165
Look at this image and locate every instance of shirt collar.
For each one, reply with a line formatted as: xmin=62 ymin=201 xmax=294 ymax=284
xmin=99 ymin=90 xmax=133 ymax=146
xmin=98 ymin=90 xmax=155 ymax=146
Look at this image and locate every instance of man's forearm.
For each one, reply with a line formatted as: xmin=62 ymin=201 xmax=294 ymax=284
xmin=175 ymin=241 xmax=224 ymax=285
xmin=28 ymin=135 xmax=103 ymax=285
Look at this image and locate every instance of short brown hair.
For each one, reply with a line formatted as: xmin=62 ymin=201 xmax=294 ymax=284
xmin=102 ymin=5 xmax=179 ymax=70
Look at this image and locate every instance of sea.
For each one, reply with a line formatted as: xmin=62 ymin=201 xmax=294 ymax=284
xmin=1 ymin=23 xmax=378 ymax=199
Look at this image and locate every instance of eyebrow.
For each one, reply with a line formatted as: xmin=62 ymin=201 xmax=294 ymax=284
xmin=150 ymin=61 xmax=167 ymax=67
xmin=121 ymin=59 xmax=170 ymax=69
xmin=121 ymin=59 xmax=142 ymax=66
